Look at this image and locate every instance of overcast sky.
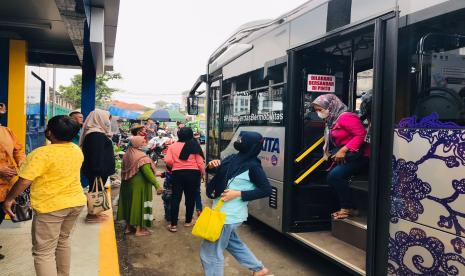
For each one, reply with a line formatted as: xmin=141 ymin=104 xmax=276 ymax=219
xmin=56 ymin=0 xmax=307 ymax=107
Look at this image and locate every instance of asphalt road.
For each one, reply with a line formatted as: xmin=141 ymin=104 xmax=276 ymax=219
xmin=114 ymin=163 xmax=350 ymax=276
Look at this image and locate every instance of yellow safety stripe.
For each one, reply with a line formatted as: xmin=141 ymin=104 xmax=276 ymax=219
xmin=294 ymin=157 xmax=326 ymax=185
xmin=295 ymin=137 xmax=324 ymax=163
xmin=99 ymin=188 xmax=120 ymax=276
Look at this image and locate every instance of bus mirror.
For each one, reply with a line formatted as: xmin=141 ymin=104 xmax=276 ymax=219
xmin=187 ymin=96 xmax=199 ymax=115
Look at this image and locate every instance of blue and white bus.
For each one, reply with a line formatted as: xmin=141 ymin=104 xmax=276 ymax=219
xmin=188 ymin=1 xmax=465 ymax=274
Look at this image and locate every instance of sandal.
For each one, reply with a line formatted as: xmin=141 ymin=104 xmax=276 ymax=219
xmin=184 ymin=222 xmax=194 ymax=227
xmin=253 ymin=267 xmax=269 ymax=276
xmin=331 ymin=211 xmax=341 ymax=218
xmin=167 ymin=225 xmax=177 ymax=232
xmin=333 ymin=210 xmax=351 ymax=220
xmin=135 ymin=230 xmax=151 ymax=237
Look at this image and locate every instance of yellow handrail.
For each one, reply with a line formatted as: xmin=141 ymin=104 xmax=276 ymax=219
xmin=294 ymin=157 xmax=326 ymax=185
xmin=295 ymin=137 xmax=324 ymax=163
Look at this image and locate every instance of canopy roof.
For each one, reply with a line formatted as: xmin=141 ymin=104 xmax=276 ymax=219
xmin=149 ymin=109 xmax=185 ymax=122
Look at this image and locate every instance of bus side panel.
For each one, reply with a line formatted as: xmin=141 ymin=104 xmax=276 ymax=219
xmin=398 ymin=0 xmax=449 ymax=17
xmin=289 ymin=3 xmax=328 ymax=49
xmin=221 ymin=126 xmax=285 ymax=182
xmin=350 ymin=0 xmax=396 ymax=23
xmin=388 ymin=128 xmax=465 ymax=275
xmin=248 ymin=178 xmax=284 ymax=232
xmin=223 ymin=24 xmax=290 ymax=80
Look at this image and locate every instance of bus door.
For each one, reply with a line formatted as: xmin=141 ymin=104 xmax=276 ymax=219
xmin=286 ymin=23 xmax=380 ymax=272
xmin=289 ymin=53 xmax=351 ymax=231
xmin=381 ymin=7 xmax=465 ymax=276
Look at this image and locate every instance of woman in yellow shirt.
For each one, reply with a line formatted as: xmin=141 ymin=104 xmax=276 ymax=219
xmin=3 ymin=115 xmax=86 ymax=276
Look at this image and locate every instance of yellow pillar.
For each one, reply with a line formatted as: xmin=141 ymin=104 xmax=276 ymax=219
xmin=7 ymin=40 xmax=27 ymax=147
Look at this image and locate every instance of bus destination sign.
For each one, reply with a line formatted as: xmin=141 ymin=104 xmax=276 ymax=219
xmin=307 ymin=74 xmax=335 ymax=92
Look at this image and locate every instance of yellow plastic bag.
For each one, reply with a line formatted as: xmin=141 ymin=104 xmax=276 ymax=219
xmin=192 ymin=200 xmax=226 ymax=242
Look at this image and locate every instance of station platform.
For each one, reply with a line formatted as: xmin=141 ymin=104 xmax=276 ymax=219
xmin=0 ymin=195 xmax=120 ymax=276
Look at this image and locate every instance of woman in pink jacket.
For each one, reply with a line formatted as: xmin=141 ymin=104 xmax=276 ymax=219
xmin=164 ymin=127 xmax=205 ymax=232
xmin=312 ymin=94 xmax=369 ymax=220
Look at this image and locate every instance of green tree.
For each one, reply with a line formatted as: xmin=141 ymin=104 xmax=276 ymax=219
xmin=58 ymin=72 xmax=122 ymax=108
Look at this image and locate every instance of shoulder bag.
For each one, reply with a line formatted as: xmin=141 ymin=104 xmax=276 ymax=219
xmin=87 ymin=177 xmax=111 ymax=215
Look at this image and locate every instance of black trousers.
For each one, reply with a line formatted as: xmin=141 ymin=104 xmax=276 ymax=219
xmin=0 ymin=202 xmax=4 ymax=225
xmin=170 ymin=170 xmax=201 ymax=226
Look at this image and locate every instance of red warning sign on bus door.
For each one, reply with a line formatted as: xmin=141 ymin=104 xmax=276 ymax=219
xmin=307 ymin=74 xmax=335 ymax=92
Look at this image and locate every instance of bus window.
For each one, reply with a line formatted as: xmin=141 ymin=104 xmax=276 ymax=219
xmin=397 ymin=19 xmax=465 ymax=125
xmin=207 ymin=81 xmax=221 ymax=160
xmin=355 ymin=69 xmax=373 ymax=114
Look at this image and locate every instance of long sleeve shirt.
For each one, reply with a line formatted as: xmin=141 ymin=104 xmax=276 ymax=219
xmin=0 ymin=126 xmax=26 ymax=201
xmin=82 ymin=132 xmax=116 ymax=179
xmin=206 ymin=164 xmax=272 ymax=202
xmin=330 ymin=112 xmax=370 ymax=157
xmin=211 ymin=167 xmax=272 ymax=224
xmin=164 ymin=142 xmax=205 ymax=175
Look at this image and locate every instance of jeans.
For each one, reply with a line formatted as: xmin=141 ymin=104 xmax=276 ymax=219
xmin=326 ymin=157 xmax=369 ymax=209
xmin=170 ymin=170 xmax=200 ymax=226
xmin=200 ymin=223 xmax=263 ymax=276
xmin=32 ymin=206 xmax=83 ymax=276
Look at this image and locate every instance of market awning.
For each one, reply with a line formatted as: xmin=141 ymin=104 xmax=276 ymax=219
xmin=108 ymin=106 xmax=141 ymax=120
xmin=138 ymin=109 xmax=155 ymax=120
xmin=149 ymin=109 xmax=186 ymax=122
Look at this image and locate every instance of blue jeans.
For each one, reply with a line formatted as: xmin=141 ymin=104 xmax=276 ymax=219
xmin=200 ymin=223 xmax=263 ymax=276
xmin=326 ymin=157 xmax=369 ymax=209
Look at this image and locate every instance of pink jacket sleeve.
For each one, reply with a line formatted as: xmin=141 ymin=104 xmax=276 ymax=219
xmin=339 ymin=114 xmax=367 ymax=152
xmin=195 ymin=154 xmax=206 ymax=175
xmin=164 ymin=145 xmax=174 ymax=168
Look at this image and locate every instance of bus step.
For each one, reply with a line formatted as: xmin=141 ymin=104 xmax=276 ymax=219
xmin=331 ymin=216 xmax=367 ymax=251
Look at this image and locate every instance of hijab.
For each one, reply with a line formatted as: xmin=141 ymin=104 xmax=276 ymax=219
xmin=121 ymin=136 xmax=157 ymax=181
xmin=311 ymin=94 xmax=348 ymax=159
xmin=79 ymin=109 xmax=112 ymax=146
xmin=206 ymin=131 xmax=264 ymax=199
xmin=178 ymin=127 xmax=204 ymax=160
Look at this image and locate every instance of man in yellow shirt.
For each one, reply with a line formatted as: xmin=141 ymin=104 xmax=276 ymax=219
xmin=3 ymin=115 xmax=86 ymax=276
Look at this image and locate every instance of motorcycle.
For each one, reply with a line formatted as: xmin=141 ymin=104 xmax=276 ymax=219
xmin=147 ymin=135 xmax=174 ymax=164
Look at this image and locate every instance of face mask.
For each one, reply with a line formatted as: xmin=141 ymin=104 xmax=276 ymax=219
xmin=317 ymin=109 xmax=330 ymax=119
xmin=233 ymin=141 xmax=247 ymax=153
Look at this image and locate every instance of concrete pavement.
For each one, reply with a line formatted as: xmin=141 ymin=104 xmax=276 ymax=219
xmin=0 ymin=195 xmax=119 ymax=276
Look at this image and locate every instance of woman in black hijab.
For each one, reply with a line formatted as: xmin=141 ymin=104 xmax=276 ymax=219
xmin=164 ymin=127 xmax=205 ymax=232
xmin=201 ymin=131 xmax=272 ymax=276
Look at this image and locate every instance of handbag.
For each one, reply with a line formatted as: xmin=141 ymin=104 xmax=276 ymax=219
xmin=3 ymin=150 xmax=31 ymax=222
xmin=11 ymin=188 xmax=33 ymax=223
xmin=191 ymin=200 xmax=226 ymax=242
xmin=86 ymin=177 xmax=111 ymax=215
xmin=192 ymin=163 xmax=241 ymax=242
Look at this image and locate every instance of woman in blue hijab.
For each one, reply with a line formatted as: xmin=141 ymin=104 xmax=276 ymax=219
xmin=201 ymin=131 xmax=272 ymax=276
